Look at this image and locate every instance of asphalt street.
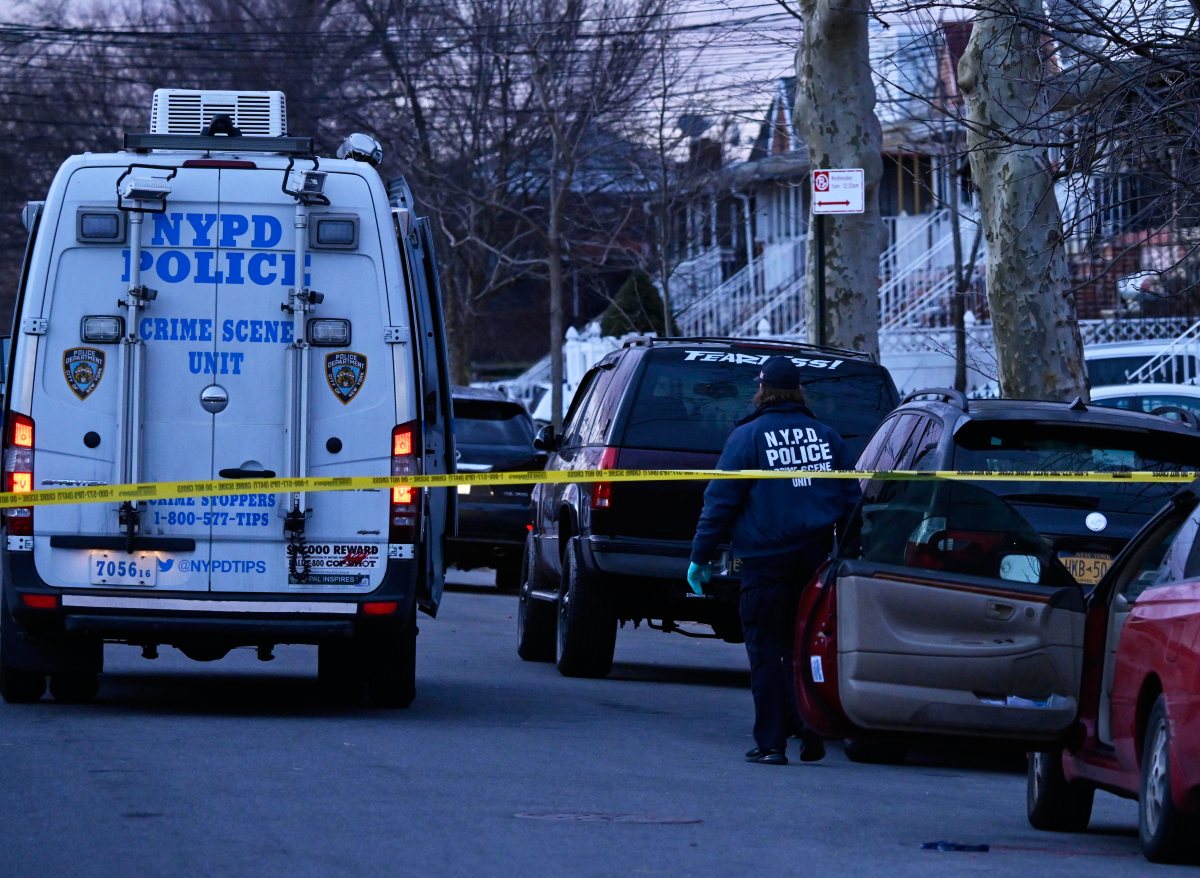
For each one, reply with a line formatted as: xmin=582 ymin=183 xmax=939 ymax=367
xmin=0 ymin=568 xmax=1151 ymax=877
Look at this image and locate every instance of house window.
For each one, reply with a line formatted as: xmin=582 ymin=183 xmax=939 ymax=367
xmin=881 ymin=154 xmax=933 ymax=216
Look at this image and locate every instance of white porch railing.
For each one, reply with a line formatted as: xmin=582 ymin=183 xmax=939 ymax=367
xmin=1123 ymin=318 xmax=1200 ymax=384
xmin=879 ymin=209 xmax=982 ymax=330
xmin=674 ymin=237 xmax=805 ymax=337
xmin=732 ymin=267 xmax=809 ymax=338
xmin=666 ymin=249 xmax=723 ymax=309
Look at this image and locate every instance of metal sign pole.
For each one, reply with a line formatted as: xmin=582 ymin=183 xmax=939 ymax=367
xmin=816 ymin=214 xmax=826 ymax=346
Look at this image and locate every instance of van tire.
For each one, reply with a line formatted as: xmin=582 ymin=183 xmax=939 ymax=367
xmin=49 ymin=672 xmax=100 ymax=704
xmin=366 ymin=624 xmax=417 ymax=709
xmin=317 ymin=640 xmax=365 ymax=707
xmin=517 ymin=534 xmax=556 ymax=663
xmin=0 ymin=593 xmax=46 ymax=703
xmin=556 ymin=538 xmax=616 ymax=678
xmin=842 ymin=736 xmax=908 ymax=764
xmin=0 ymin=661 xmax=45 ymax=704
xmin=1026 ymin=750 xmax=1094 ymax=832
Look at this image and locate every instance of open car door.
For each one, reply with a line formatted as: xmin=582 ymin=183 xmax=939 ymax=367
xmin=796 ymin=478 xmax=1086 ymax=743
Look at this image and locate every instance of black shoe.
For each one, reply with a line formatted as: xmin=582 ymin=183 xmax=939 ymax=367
xmin=745 ymin=748 xmax=788 ymax=765
xmin=799 ymin=733 xmax=826 ymax=763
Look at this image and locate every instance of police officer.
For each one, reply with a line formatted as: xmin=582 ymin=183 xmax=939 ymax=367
xmin=688 ymin=355 xmax=859 ymax=765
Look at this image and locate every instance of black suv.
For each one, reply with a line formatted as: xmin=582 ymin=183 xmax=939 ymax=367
xmin=516 ymin=337 xmax=900 ymax=677
xmin=856 ymin=388 xmax=1200 ymax=587
xmin=446 ymin=387 xmax=545 ymax=590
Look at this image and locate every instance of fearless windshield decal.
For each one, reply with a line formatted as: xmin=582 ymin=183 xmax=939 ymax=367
xmin=326 ymin=352 xmax=367 ymax=404
xmin=681 ymin=350 xmax=844 ymax=370
xmin=63 ymin=347 xmax=105 ymax=400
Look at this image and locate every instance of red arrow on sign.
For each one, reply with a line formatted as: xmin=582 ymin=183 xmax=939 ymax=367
xmin=817 ymin=200 xmax=850 ymax=206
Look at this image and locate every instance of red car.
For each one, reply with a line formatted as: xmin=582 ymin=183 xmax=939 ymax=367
xmin=794 ymin=477 xmax=1200 ymax=863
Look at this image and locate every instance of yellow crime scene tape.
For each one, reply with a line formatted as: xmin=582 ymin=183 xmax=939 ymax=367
xmin=0 ymin=468 xmax=1196 ymax=510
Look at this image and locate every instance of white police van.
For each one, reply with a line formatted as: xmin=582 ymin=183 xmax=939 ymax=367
xmin=0 ymin=89 xmax=454 ymax=706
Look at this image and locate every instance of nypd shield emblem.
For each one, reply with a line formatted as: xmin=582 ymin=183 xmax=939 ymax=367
xmin=325 ymin=352 xmax=367 ymax=404
xmin=63 ymin=347 xmax=105 ymax=400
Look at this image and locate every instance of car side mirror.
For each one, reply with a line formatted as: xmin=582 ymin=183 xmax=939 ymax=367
xmin=533 ymin=424 xmax=558 ymax=452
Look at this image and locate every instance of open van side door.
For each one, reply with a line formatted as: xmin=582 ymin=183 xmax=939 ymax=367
xmin=402 ymin=214 xmax=454 ymax=617
xmin=796 ymin=478 xmax=1086 ymax=743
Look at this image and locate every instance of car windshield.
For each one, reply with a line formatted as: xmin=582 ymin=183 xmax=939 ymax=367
xmin=952 ymin=422 xmax=1200 ymax=514
xmin=618 ymin=347 xmax=897 ymax=457
xmin=454 ymin=400 xmax=534 ymax=447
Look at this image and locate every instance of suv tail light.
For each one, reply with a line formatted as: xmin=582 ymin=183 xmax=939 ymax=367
xmin=390 ymin=420 xmax=422 ymax=545
xmin=590 ymin=447 xmax=619 ymax=510
xmin=3 ymin=413 xmax=34 ymax=538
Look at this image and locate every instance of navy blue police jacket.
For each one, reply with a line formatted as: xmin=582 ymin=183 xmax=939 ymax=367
xmin=690 ymin=400 xmax=860 ymax=565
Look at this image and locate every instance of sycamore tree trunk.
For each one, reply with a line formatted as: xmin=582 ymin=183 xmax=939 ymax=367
xmin=793 ymin=0 xmax=882 ymax=357
xmin=958 ymin=3 xmax=1086 ymax=400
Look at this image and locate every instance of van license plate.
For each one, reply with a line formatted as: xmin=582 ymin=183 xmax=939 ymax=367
xmin=1057 ymin=552 xmax=1111 ymax=586
xmin=89 ymin=552 xmax=158 ymax=586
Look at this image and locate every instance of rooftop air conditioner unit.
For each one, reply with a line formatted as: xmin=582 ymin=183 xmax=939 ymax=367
xmin=149 ymin=89 xmax=287 ymax=137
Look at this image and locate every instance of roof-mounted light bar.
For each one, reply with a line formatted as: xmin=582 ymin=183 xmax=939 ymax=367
xmin=124 ymin=133 xmax=316 ymax=156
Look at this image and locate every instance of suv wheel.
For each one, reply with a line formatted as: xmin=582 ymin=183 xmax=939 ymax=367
xmin=1026 ymin=750 xmax=1094 ymax=832
xmin=517 ymin=534 xmax=556 ymax=663
xmin=556 ymin=538 xmax=616 ymax=678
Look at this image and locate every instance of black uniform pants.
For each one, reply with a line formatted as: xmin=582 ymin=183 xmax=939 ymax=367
xmin=738 ymin=548 xmax=824 ymax=753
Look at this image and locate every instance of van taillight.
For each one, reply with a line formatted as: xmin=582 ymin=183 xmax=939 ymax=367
xmin=4 ymin=413 xmax=34 ymax=537
xmin=590 ymin=447 xmax=619 ymax=510
xmin=390 ymin=421 xmax=422 ymax=544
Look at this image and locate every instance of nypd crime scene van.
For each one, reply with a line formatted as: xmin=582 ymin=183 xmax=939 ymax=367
xmin=0 ymin=90 xmax=454 ymax=707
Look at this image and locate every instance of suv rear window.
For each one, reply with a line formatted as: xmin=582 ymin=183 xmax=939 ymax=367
xmin=617 ymin=347 xmax=897 ymax=456
xmin=952 ymin=421 xmax=1200 ymax=514
xmin=454 ymin=399 xmax=534 ymax=446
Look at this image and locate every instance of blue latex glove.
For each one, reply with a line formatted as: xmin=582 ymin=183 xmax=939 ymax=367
xmin=686 ymin=561 xmax=712 ymax=596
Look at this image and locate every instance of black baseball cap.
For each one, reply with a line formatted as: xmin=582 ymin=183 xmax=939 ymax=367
xmin=757 ymin=355 xmax=801 ymax=389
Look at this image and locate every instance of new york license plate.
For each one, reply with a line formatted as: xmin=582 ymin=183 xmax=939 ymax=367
xmin=1058 ymin=552 xmax=1111 ymax=586
xmin=89 ymin=552 xmax=158 ymax=586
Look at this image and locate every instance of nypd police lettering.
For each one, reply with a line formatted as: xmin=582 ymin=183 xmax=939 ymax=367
xmin=683 ymin=350 xmax=844 ymax=370
xmin=120 ymin=212 xmax=312 ymax=288
xmin=763 ymin=427 xmax=834 ymax=488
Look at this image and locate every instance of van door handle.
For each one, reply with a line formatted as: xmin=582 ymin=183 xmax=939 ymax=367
xmin=219 ymin=467 xmax=276 ymax=479
xmin=985 ymin=601 xmax=1015 ymax=621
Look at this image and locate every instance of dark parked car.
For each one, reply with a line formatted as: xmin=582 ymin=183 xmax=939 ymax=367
xmin=517 ymin=336 xmax=899 ymax=677
xmin=446 ymin=387 xmax=545 ymax=591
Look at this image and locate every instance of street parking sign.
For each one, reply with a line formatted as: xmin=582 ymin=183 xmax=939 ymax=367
xmin=811 ymin=168 xmax=864 ymax=214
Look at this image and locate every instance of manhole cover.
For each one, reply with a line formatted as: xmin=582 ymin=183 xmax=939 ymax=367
xmin=514 ymin=811 xmax=702 ymax=825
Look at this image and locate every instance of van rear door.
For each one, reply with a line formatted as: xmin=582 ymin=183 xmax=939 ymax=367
xmin=33 ymin=165 xmax=218 ymax=592
xmin=207 ymin=167 xmax=392 ymax=593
